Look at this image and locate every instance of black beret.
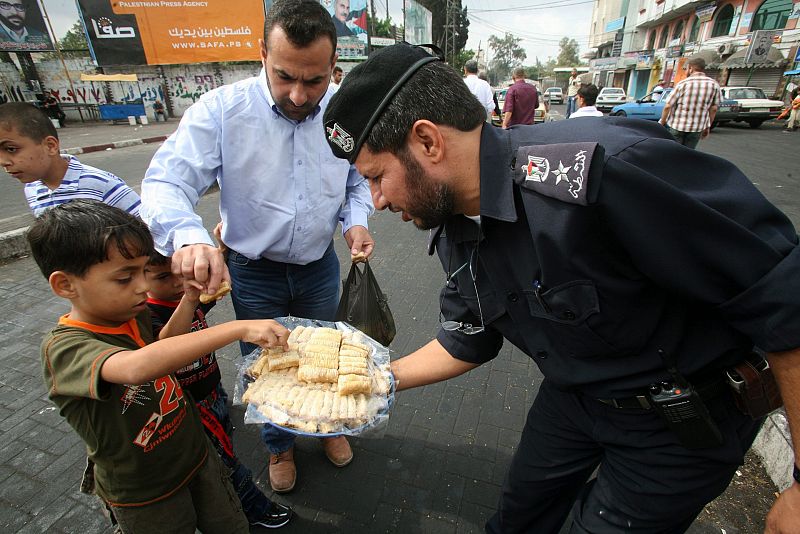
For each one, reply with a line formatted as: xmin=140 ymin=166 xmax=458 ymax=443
xmin=324 ymin=42 xmax=441 ymax=163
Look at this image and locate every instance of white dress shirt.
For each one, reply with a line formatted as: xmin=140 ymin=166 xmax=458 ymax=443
xmin=464 ymin=74 xmax=495 ymax=116
xmin=141 ymin=71 xmax=373 ymax=264
xmin=569 ymin=106 xmax=604 ymax=118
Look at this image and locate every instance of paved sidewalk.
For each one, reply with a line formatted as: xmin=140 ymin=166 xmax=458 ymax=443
xmin=55 ymin=120 xmax=177 ymax=155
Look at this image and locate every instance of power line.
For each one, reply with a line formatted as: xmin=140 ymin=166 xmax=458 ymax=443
xmin=470 ymin=0 xmax=595 ymax=12
xmin=469 ymin=13 xmax=590 ymax=44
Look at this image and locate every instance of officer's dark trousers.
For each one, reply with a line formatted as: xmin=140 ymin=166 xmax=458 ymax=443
xmin=485 ymin=380 xmax=762 ymax=534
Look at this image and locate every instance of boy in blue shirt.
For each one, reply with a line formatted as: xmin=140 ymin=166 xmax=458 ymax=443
xmin=0 ymin=102 xmax=140 ymax=217
xmin=145 ymin=252 xmax=292 ymax=528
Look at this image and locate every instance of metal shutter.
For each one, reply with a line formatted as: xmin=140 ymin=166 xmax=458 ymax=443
xmin=726 ymin=68 xmax=783 ymax=96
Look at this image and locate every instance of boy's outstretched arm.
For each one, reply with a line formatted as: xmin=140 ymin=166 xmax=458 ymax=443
xmin=101 ymin=320 xmax=288 ymax=385
xmin=155 ymin=282 xmax=202 ymax=340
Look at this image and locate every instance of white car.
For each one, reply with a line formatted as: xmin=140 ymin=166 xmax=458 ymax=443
xmin=543 ymin=87 xmax=563 ymax=104
xmin=595 ymin=87 xmax=627 ymax=112
xmin=715 ymin=86 xmax=784 ymax=129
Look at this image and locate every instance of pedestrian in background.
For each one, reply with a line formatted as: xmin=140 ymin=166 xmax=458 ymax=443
xmin=569 ymin=83 xmax=603 ymax=118
xmin=565 ymin=67 xmax=580 ymax=118
xmin=502 ymin=67 xmax=538 ymax=128
xmin=140 ymin=0 xmax=374 ymax=495
xmin=463 ymin=59 xmax=494 ymax=122
xmin=659 ymin=57 xmax=720 ymax=149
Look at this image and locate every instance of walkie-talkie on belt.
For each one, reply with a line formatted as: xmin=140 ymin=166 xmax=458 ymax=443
xmin=648 ymin=349 xmax=723 ymax=449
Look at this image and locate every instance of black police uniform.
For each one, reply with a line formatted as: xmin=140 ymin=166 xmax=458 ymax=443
xmin=432 ymin=117 xmax=800 ymax=533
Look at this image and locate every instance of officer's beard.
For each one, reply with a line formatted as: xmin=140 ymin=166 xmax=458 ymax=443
xmin=398 ymin=148 xmax=455 ymax=231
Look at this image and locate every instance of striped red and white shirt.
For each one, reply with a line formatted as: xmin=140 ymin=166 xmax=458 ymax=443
xmin=664 ymin=73 xmax=721 ymax=133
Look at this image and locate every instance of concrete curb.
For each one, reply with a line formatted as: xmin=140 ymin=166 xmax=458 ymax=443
xmin=753 ymin=410 xmax=795 ymax=491
xmin=62 ymin=134 xmax=169 ymax=155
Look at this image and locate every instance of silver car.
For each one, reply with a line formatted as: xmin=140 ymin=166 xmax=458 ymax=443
xmin=595 ymin=87 xmax=627 ymax=112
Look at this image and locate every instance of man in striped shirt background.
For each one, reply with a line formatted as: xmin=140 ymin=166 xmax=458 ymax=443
xmin=0 ymin=103 xmax=140 ymax=218
xmin=659 ymin=57 xmax=721 ymax=149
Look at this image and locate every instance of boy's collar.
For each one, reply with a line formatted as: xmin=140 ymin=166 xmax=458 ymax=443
xmin=59 ymin=313 xmax=147 ymax=348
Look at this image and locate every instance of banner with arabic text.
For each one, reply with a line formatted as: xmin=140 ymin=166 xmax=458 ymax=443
xmin=77 ymin=0 xmax=263 ymax=66
xmin=0 ymin=0 xmax=54 ymax=52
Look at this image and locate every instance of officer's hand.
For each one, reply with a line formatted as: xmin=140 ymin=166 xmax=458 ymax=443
xmin=171 ymin=244 xmax=230 ymax=296
xmin=765 ymin=482 xmax=800 ymax=534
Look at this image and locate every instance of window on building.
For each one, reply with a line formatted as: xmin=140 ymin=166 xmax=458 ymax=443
xmin=751 ymin=0 xmax=792 ymax=31
xmin=711 ymin=4 xmax=735 ymax=37
xmin=672 ymin=20 xmax=685 ymax=41
xmin=657 ymin=26 xmax=669 ymax=48
xmin=647 ymin=29 xmax=657 ymax=49
xmin=688 ymin=16 xmax=701 ymax=42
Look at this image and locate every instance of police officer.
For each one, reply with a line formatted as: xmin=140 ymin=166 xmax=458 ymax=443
xmin=323 ymin=43 xmax=800 ymax=533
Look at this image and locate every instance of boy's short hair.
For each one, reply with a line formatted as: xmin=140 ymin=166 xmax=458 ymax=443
xmin=332 ymin=65 xmax=343 ymax=74
xmin=0 ymin=102 xmax=59 ymax=141
xmin=577 ymin=84 xmax=599 ymax=106
xmin=27 ymin=200 xmax=153 ymax=278
xmin=148 ymin=250 xmax=170 ymax=267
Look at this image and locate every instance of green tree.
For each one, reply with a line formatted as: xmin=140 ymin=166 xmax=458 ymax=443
xmin=556 ymin=37 xmax=580 ymax=67
xmin=452 ymin=48 xmax=475 ymax=73
xmin=488 ymin=33 xmax=526 ymax=82
xmin=42 ymin=21 xmax=90 ymax=59
xmin=369 ymin=15 xmax=395 ymax=39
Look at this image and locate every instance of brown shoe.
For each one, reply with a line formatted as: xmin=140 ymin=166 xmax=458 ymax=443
xmin=322 ymin=435 xmax=353 ymax=467
xmin=269 ymin=447 xmax=296 ymax=493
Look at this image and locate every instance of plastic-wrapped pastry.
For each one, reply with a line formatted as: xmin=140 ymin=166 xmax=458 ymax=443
xmin=338 ymin=374 xmax=372 ymax=396
xmin=267 ymin=348 xmax=300 ymax=371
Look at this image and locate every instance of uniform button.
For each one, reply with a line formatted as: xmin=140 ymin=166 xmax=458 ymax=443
xmin=563 ymin=310 xmax=576 ymax=320
xmin=297 ymin=160 xmax=303 ymax=166
xmin=535 ymin=350 xmax=549 ymax=359
xmin=298 ymin=194 xmax=304 ymax=200
xmin=507 ymin=292 xmax=519 ymax=302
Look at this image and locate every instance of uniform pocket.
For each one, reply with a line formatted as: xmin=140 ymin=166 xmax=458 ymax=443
xmin=524 ymin=280 xmax=619 ymax=359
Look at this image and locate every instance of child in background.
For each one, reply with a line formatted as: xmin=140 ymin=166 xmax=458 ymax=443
xmin=29 ymin=200 xmax=289 ymax=534
xmin=0 ymin=102 xmax=140 ymax=217
xmin=145 ymin=252 xmax=292 ymax=529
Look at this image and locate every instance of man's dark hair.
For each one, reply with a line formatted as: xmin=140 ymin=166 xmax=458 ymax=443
xmin=687 ymin=57 xmax=706 ymax=72
xmin=464 ymin=59 xmax=478 ymax=74
xmin=333 ymin=65 xmax=343 ymax=74
xmin=577 ymin=84 xmax=599 ymax=106
xmin=264 ymin=0 xmax=337 ymax=54
xmin=0 ymin=102 xmax=58 ymax=141
xmin=365 ymin=61 xmax=486 ymax=156
xmin=27 ymin=200 xmax=154 ymax=279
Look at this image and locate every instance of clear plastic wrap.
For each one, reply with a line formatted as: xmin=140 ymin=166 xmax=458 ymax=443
xmin=233 ymin=316 xmax=395 ymax=438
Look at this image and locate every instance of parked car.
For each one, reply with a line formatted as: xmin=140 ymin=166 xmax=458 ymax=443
xmin=493 ymin=86 xmax=552 ymax=125
xmin=543 ymin=87 xmax=564 ymax=104
xmin=714 ymin=86 xmax=784 ymax=129
xmin=610 ymin=89 xmax=673 ymax=120
xmin=595 ymin=87 xmax=628 ymax=112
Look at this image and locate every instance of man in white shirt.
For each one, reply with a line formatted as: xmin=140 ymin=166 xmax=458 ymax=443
xmin=569 ymin=84 xmax=604 ymax=118
xmin=141 ymin=0 xmax=374 ymax=497
xmin=566 ymin=68 xmax=580 ymax=118
xmin=330 ymin=65 xmax=343 ymax=92
xmin=463 ymin=59 xmax=494 ymax=121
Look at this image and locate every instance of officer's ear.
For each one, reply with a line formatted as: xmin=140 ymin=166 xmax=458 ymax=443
xmin=407 ymin=120 xmax=444 ymax=165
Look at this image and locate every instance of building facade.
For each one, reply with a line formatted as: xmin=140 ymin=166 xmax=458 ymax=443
xmin=587 ymin=0 xmax=800 ymax=99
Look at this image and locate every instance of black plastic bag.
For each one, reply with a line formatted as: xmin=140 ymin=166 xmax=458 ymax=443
xmin=335 ymin=260 xmax=396 ymax=346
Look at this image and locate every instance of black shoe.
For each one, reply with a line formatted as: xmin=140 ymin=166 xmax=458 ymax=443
xmin=250 ymin=501 xmax=292 ymax=529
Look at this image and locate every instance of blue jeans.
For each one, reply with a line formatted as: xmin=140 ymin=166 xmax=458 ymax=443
xmin=566 ymin=96 xmax=577 ymax=118
xmin=227 ymin=242 xmax=340 ymax=453
xmin=667 ymin=127 xmax=702 ymax=149
xmin=197 ymin=383 xmax=271 ymax=524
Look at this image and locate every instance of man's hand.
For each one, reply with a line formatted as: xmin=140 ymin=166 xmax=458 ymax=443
xmin=765 ymin=483 xmax=800 ymax=534
xmin=344 ymin=225 xmax=375 ymax=259
xmin=171 ymin=244 xmax=229 ymax=296
xmin=701 ymin=127 xmax=710 ymax=139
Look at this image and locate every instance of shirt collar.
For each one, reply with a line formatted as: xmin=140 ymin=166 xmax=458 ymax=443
xmin=0 ymin=21 xmax=26 ymax=43
xmin=478 ymin=124 xmax=518 ymax=223
xmin=55 ymin=154 xmax=80 ymax=190
xmin=258 ymin=68 xmax=325 ymax=123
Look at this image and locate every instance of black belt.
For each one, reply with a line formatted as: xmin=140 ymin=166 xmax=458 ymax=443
xmin=596 ymin=376 xmax=728 ymax=410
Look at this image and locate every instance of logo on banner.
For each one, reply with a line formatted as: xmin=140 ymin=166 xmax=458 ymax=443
xmin=91 ymin=17 xmax=136 ymax=39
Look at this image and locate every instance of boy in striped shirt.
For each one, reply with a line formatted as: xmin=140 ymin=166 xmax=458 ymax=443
xmin=0 ymin=102 xmax=140 ymax=217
